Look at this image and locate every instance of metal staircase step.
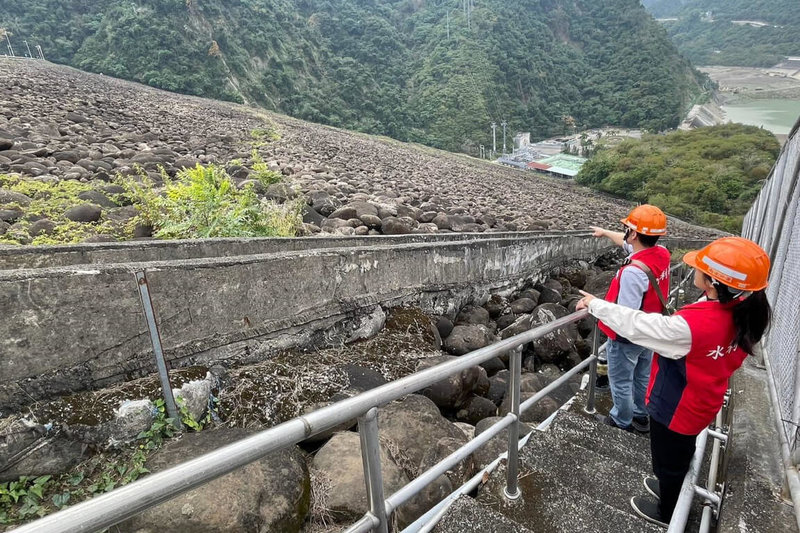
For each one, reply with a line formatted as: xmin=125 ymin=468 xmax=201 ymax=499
xmin=433 ymin=495 xmax=535 ymax=533
xmin=475 ymin=462 xmax=664 ymax=533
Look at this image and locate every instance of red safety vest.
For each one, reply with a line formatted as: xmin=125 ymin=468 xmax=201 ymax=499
xmin=646 ymin=300 xmax=748 ymax=435
xmin=598 ymin=245 xmax=671 ymax=340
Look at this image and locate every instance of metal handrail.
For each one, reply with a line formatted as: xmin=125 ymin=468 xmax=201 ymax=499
xmin=668 ymin=429 xmax=711 ymax=533
xmin=13 ymin=310 xmax=593 ymax=533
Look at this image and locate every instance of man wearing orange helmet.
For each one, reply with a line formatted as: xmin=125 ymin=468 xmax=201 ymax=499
xmin=590 ymin=205 xmax=671 ymax=434
xmin=577 ymin=237 xmax=772 ymax=527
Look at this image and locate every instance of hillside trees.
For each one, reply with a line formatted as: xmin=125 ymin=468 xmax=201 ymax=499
xmin=0 ymin=0 xmax=704 ymax=153
xmin=577 ymin=124 xmax=780 ymax=232
xmin=641 ymin=0 xmax=800 ymax=66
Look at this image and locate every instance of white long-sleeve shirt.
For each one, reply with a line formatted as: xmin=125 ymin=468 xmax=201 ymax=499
xmin=588 ymin=298 xmax=692 ymax=359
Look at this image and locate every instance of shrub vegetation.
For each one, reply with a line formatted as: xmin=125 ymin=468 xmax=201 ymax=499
xmin=576 ymin=124 xmax=780 ymax=233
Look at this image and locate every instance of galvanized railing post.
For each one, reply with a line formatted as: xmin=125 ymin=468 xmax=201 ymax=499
xmin=135 ymin=271 xmax=182 ymax=429
xmin=504 ymin=347 xmax=522 ymax=500
xmin=585 ymin=321 xmax=600 ymax=414
xmin=358 ymin=407 xmax=389 ymax=533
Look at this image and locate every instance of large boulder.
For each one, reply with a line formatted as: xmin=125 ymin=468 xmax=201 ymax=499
xmin=345 ymin=201 xmax=379 ymax=218
xmin=311 ymin=431 xmax=408 ymax=521
xmin=499 ymin=392 xmax=560 ymax=425
xmin=518 ymin=289 xmax=541 ymax=305
xmin=0 ymin=189 xmax=32 ymax=207
xmin=77 ymin=190 xmax=118 ymax=208
xmin=119 ymin=429 xmax=310 ymax=533
xmin=499 ymin=314 xmax=534 ymax=339
xmin=28 ymin=218 xmax=57 ymax=237
xmin=0 ymin=207 xmax=24 ymax=223
xmin=495 ymin=313 xmax=517 ymax=331
xmin=509 ymin=297 xmax=537 ymax=314
xmin=537 ymin=287 xmax=562 ymax=305
xmin=64 ymin=203 xmax=102 ymax=223
xmin=443 ymin=324 xmax=497 ymax=356
xmin=455 ymin=305 xmax=492 ymax=327
xmin=418 ymin=356 xmax=488 ymax=410
xmin=483 ymin=295 xmax=507 ymax=319
xmin=308 ymin=191 xmax=340 ymax=216
xmin=434 ymin=316 xmax=454 ymax=339
xmin=455 ymin=395 xmax=498 ymax=426
xmin=419 ymin=436 xmax=475 ymax=488
xmin=378 ymin=395 xmax=467 ymax=471
xmin=340 ymin=364 xmax=388 ymax=393
xmin=328 ymin=206 xmax=358 ymax=220
xmin=264 ymin=183 xmax=298 ymax=203
xmin=381 ymin=216 xmax=413 ymax=235
xmin=531 ymin=303 xmax=578 ymax=363
xmin=562 ymin=269 xmax=589 ymax=289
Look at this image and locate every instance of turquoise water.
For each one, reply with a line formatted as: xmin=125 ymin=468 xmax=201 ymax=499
xmin=722 ymin=99 xmax=800 ymax=135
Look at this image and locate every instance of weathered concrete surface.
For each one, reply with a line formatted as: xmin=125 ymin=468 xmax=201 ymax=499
xmin=1 ymin=233 xmax=610 ymax=413
xmin=0 ymin=231 xmax=585 ymax=271
xmin=0 ymin=234 xmax=709 ymax=272
xmin=718 ymin=360 xmax=798 ymax=533
xmin=433 ymin=495 xmax=534 ymax=533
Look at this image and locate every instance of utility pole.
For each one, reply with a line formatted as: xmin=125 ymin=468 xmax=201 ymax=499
xmin=501 ymin=120 xmax=508 ymax=154
xmin=463 ymin=0 xmax=473 ymax=30
xmin=480 ymin=144 xmax=485 ymax=159
xmin=446 ymin=9 xmax=450 ymax=40
xmin=36 ymin=45 xmax=44 ymax=60
xmin=5 ymin=33 xmax=14 ymax=57
xmin=491 ymin=122 xmax=497 ymax=156
xmin=23 ymin=40 xmax=32 ymax=58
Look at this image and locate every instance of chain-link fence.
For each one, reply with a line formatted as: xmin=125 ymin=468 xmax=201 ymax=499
xmin=742 ymin=117 xmax=800 ymax=456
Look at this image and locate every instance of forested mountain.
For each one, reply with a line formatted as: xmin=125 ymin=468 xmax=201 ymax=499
xmin=641 ymin=0 xmax=800 ymax=67
xmin=1 ymin=0 xmax=704 ymax=153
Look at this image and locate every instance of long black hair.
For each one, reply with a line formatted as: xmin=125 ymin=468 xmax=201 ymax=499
xmin=709 ymin=275 xmax=772 ymax=354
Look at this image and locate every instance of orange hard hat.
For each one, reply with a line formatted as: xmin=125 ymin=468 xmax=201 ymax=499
xmin=683 ymin=237 xmax=770 ymax=291
xmin=621 ymin=205 xmax=667 ymax=236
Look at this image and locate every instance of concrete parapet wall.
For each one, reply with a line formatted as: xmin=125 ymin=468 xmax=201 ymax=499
xmin=0 ymin=231 xmax=590 ymax=271
xmin=1 ymin=234 xmax=609 ymax=413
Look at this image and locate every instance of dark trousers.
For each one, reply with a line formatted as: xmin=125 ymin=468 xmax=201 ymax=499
xmin=650 ymin=417 xmax=697 ymax=521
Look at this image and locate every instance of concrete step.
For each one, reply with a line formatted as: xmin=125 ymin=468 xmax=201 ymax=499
xmin=475 ymin=461 xmax=663 ymax=533
xmin=433 ymin=495 xmax=535 ymax=533
xmin=546 ymin=408 xmax=651 ymax=469
xmin=514 ymin=428 xmax=652 ymax=515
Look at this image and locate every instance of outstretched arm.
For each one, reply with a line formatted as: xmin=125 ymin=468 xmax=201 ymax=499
xmin=577 ymin=291 xmax=691 ymax=359
xmin=590 ymin=226 xmax=626 ymax=247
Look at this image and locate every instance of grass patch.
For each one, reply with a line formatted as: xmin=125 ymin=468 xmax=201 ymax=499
xmin=0 ymin=175 xmax=123 ymax=246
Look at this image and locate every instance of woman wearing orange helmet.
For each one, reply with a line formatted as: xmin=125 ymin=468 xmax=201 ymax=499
xmin=577 ymin=237 xmax=772 ymax=527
